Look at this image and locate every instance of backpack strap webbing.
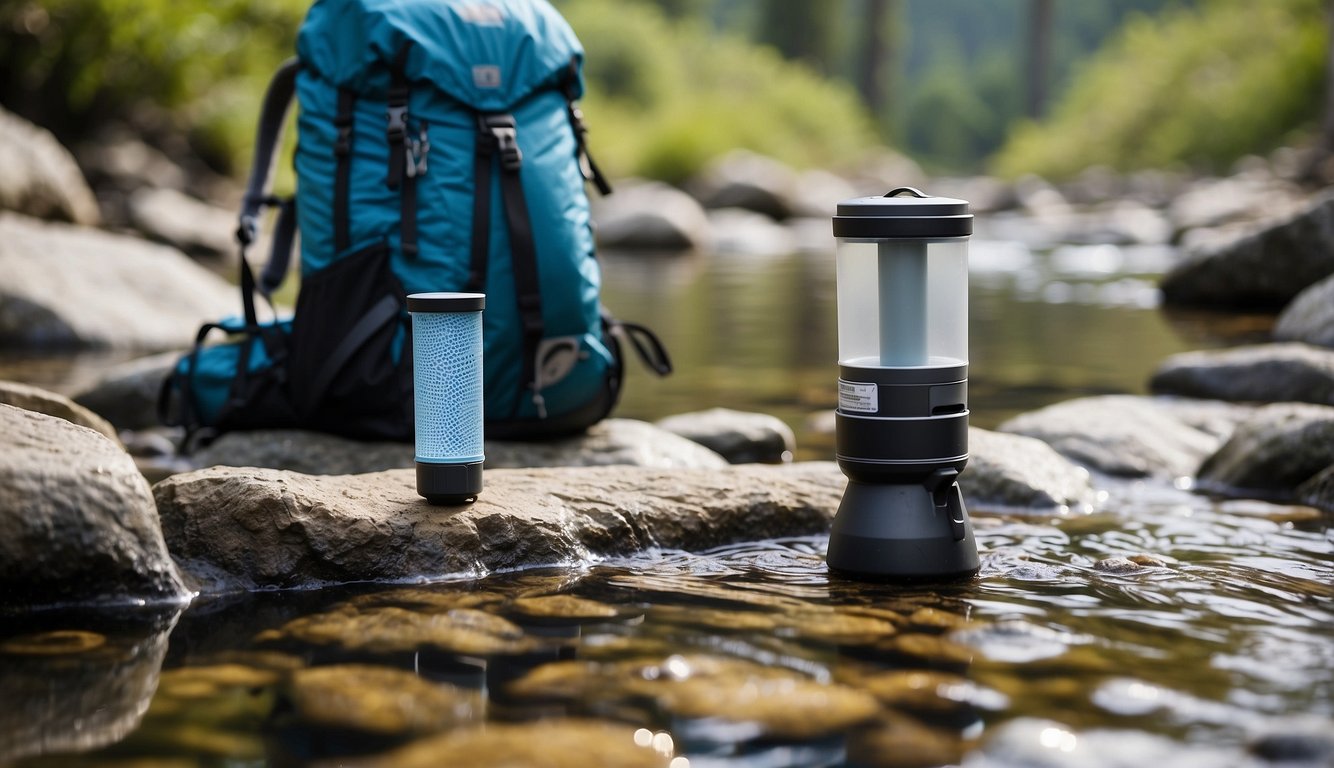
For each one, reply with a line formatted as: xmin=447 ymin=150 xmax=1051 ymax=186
xmin=384 ymin=42 xmax=421 ymax=259
xmin=334 ymin=87 xmax=357 ymax=253
xmin=480 ymin=112 xmax=546 ymax=418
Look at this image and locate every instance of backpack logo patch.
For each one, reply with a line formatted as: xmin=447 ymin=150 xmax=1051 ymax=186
xmin=459 ymin=5 xmax=505 ymax=26
xmin=472 ymin=65 xmax=502 ymax=88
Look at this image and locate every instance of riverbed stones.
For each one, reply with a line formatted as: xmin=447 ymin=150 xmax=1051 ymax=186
xmin=0 ymin=212 xmax=237 ymax=350
xmin=0 ymin=379 xmax=118 ymax=442
xmin=0 ymin=107 xmax=100 ymax=226
xmin=1160 ymin=189 xmax=1334 ymax=309
xmin=1274 ymin=274 xmax=1334 ymax=348
xmin=0 ymin=404 xmax=188 ymax=607
xmin=655 ymin=407 xmax=795 ymax=464
xmin=510 ymin=653 xmax=881 ymax=739
xmin=361 ymin=720 xmax=673 ymax=768
xmin=258 ymin=606 xmax=532 ymax=656
xmin=152 ymin=462 xmax=843 ymax=592
xmin=1195 ymin=403 xmax=1334 ymax=502
xmin=286 ymin=664 xmax=480 ymax=736
xmin=998 ymin=395 xmax=1225 ymax=479
xmin=1150 ymin=343 xmax=1334 ymax=406
xmin=964 ymin=428 xmax=1097 ymax=513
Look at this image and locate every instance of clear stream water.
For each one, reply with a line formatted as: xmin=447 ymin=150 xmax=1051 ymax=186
xmin=1 ymin=237 xmax=1331 ymax=767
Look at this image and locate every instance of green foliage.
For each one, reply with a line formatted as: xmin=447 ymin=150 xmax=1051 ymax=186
xmin=558 ymin=0 xmax=877 ymax=184
xmin=0 ymin=0 xmax=306 ymax=172
xmin=994 ymin=0 xmax=1327 ymax=179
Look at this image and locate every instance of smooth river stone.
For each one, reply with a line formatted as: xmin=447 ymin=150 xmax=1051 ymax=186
xmin=256 ymin=606 xmax=534 ymax=657
xmin=350 ymin=720 xmax=674 ymax=768
xmin=287 ymin=664 xmax=481 ymax=736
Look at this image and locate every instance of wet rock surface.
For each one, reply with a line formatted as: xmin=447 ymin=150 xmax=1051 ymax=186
xmin=126 ymin=187 xmax=237 ymax=262
xmin=362 ymin=720 xmax=674 ymax=768
xmin=655 ymin=407 xmax=795 ymax=464
xmin=0 ymin=212 xmax=237 ymax=350
xmin=1195 ymin=403 xmax=1334 ymax=502
xmin=0 ymin=379 xmax=118 ymax=442
xmin=998 ymin=395 xmax=1227 ymax=479
xmin=285 ymin=664 xmax=481 ymax=736
xmin=0 ymin=404 xmax=188 ymax=607
xmin=1160 ymin=189 xmax=1334 ymax=309
xmin=688 ymin=149 xmax=798 ymax=220
xmin=152 ymin=462 xmax=843 ymax=592
xmin=1297 ymin=464 xmax=1334 ymax=513
xmin=0 ymin=106 xmax=100 ymax=226
xmin=1150 ymin=342 xmax=1334 ymax=406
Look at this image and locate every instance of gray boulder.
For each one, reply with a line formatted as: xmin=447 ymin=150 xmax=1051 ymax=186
xmin=1150 ymin=343 xmax=1334 ymax=407
xmin=0 ymin=380 xmax=118 ymax=442
xmin=1195 ymin=403 xmax=1334 ymax=502
xmin=687 ymin=150 xmax=798 ymax=220
xmin=655 ymin=408 xmax=795 ymax=464
xmin=152 ymin=462 xmax=844 ymax=592
xmin=1160 ymin=190 xmax=1334 ymax=308
xmin=0 ymin=213 xmax=237 ymax=350
xmin=1274 ymin=274 xmax=1334 ymax=349
xmin=964 ymin=428 xmax=1098 ymax=513
xmin=0 ymin=404 xmax=188 ymax=607
xmin=592 ymin=179 xmax=711 ymax=252
xmin=127 ymin=187 xmax=237 ymax=262
xmin=0 ymin=107 xmax=100 ymax=226
xmin=186 ymin=419 xmax=727 ymax=476
xmin=999 ymin=395 xmax=1235 ymax=479
xmin=72 ymin=351 xmax=180 ymax=431
xmin=707 ymin=207 xmax=796 ymax=256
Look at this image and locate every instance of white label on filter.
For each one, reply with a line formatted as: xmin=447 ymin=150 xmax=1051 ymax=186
xmin=838 ymin=380 xmax=878 ymax=413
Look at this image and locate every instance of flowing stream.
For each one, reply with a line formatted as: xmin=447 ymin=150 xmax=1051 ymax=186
xmin=1 ymin=238 xmax=1330 ymax=767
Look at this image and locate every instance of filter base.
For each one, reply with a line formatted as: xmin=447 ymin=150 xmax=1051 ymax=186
xmin=827 ymin=479 xmax=979 ymax=581
xmin=417 ymin=461 xmax=484 ymax=505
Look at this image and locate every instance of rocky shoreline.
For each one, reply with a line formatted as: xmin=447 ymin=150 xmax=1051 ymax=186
xmin=0 ymin=105 xmax=1331 ymax=610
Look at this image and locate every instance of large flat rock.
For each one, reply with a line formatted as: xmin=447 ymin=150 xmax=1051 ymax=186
xmin=152 ymin=463 xmax=844 ymax=593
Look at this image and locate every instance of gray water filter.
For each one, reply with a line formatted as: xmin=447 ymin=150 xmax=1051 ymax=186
xmin=829 ymin=187 xmax=978 ymax=580
xmin=409 ymin=292 xmax=485 ymax=504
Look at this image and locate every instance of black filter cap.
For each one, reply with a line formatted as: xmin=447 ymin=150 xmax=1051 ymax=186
xmin=833 ymin=186 xmax=972 ymax=239
xmin=407 ymin=292 xmax=486 ymax=312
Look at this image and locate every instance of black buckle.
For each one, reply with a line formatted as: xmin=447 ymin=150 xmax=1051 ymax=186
xmin=479 ymin=114 xmax=522 ymax=171
xmin=386 ymin=104 xmax=408 ymax=143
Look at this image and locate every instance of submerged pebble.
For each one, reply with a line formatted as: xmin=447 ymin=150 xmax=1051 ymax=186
xmin=0 ymin=630 xmax=106 ymax=655
xmin=287 ymin=664 xmax=480 ymax=736
xmin=256 ymin=606 xmax=533 ymax=656
xmin=344 ymin=719 xmax=673 ymax=768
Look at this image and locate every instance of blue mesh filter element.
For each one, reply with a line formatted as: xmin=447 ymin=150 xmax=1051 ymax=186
xmin=413 ymin=310 xmax=484 ymax=463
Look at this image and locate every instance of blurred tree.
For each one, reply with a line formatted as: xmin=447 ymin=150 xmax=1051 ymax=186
xmin=1025 ymin=0 xmax=1053 ymax=118
xmin=855 ymin=0 xmax=896 ymax=118
xmin=756 ymin=0 xmax=837 ymax=74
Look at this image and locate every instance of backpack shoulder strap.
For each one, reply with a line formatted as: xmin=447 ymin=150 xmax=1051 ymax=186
xmin=237 ymin=57 xmax=302 ymax=299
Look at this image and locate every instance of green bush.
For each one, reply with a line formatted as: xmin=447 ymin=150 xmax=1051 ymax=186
xmin=993 ymin=0 xmax=1326 ymax=179
xmin=558 ymin=0 xmax=878 ymax=184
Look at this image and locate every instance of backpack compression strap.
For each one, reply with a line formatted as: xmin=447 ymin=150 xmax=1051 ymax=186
xmin=561 ymin=58 xmax=612 ymax=197
xmin=477 ymin=113 xmax=547 ymax=418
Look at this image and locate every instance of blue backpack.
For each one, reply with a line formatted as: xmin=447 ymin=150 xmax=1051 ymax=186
xmin=161 ymin=0 xmax=670 ymax=446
